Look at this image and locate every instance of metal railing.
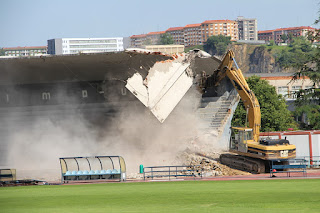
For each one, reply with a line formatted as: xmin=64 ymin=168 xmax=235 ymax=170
xmin=297 ymin=156 xmax=320 ymax=168
xmin=143 ymin=165 xmax=202 ymax=180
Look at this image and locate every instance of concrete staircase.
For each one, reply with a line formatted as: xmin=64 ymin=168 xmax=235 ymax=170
xmin=197 ymin=89 xmax=239 ymax=135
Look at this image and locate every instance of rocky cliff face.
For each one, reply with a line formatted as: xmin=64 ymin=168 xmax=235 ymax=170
xmin=248 ymin=46 xmax=279 ymax=73
xmin=230 ymin=43 xmax=296 ymax=73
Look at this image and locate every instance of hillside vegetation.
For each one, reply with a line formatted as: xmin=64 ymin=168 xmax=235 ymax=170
xmin=186 ymin=35 xmax=316 ymax=73
xmin=232 ymin=37 xmax=316 ymax=73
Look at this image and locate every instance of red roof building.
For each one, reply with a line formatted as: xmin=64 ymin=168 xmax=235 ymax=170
xmin=200 ymin=20 xmax=238 ymax=42
xmin=130 ymin=34 xmax=147 ymax=47
xmin=146 ymin=31 xmax=165 ymax=45
xmin=184 ymin=24 xmax=201 ymax=47
xmin=129 ymin=19 xmax=241 ymax=48
xmin=258 ymin=26 xmax=316 ymax=43
xmin=165 ymin=27 xmax=185 ymax=45
xmin=3 ymin=46 xmax=47 ymax=57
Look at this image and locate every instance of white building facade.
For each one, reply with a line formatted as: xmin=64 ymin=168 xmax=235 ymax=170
xmin=47 ymin=38 xmax=124 ymax=55
xmin=236 ymin=16 xmax=258 ymax=41
xmin=245 ymin=73 xmax=315 ymax=100
xmin=3 ymin=46 xmax=47 ymax=57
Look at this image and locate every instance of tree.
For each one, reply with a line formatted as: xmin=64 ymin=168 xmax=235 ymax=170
xmin=143 ymin=38 xmax=152 ymax=45
xmin=306 ymin=30 xmax=318 ymax=43
xmin=274 ymin=36 xmax=315 ymax=68
xmin=287 ymin=33 xmax=294 ymax=43
xmin=204 ymin=35 xmax=231 ymax=55
xmin=232 ymin=75 xmax=297 ymax=132
xmin=280 ymin=34 xmax=288 ymax=43
xmin=293 ymin=104 xmax=320 ymax=130
xmin=159 ymin=33 xmax=174 ymax=45
xmin=291 ymin=11 xmax=320 ymax=129
xmin=268 ymin=40 xmax=275 ymax=46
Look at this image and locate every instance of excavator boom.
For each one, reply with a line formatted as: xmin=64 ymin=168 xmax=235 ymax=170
xmin=220 ymin=50 xmax=261 ymax=142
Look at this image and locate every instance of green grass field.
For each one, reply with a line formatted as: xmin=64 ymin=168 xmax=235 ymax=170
xmin=1 ymin=179 xmax=320 ymax=213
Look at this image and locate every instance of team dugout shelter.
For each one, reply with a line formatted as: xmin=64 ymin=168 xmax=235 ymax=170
xmin=59 ymin=156 xmax=126 ymax=183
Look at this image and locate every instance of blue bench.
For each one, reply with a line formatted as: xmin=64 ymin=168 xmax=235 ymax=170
xmin=63 ymin=169 xmax=121 ymax=181
xmin=64 ymin=169 xmax=120 ymax=176
xmin=270 ymin=163 xmax=307 ymax=178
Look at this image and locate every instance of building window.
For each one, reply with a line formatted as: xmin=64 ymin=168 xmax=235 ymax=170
xmin=291 ymin=86 xmax=302 ymax=99
xmin=82 ymin=90 xmax=88 ymax=98
xmin=278 ymin=86 xmax=289 ymax=98
xmin=42 ymin=92 xmax=51 ymax=100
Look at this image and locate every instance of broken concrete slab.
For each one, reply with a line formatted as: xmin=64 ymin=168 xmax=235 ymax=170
xmin=126 ymin=53 xmax=193 ymax=123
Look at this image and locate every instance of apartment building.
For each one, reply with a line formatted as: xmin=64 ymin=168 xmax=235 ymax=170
xmin=257 ymin=30 xmax=274 ymax=42
xmin=130 ymin=34 xmax=147 ymax=48
xmin=200 ymin=20 xmax=239 ymax=43
xmin=130 ymin=19 xmax=242 ymax=48
xmin=47 ymin=38 xmax=124 ymax=55
xmin=146 ymin=31 xmax=165 ymax=45
xmin=258 ymin=26 xmax=316 ymax=44
xmin=3 ymin=46 xmax=47 ymax=57
xmin=184 ymin=23 xmax=202 ymax=46
xmin=237 ymin=16 xmax=258 ymax=40
xmin=166 ymin=27 xmax=185 ymax=45
xmin=130 ymin=31 xmax=165 ymax=47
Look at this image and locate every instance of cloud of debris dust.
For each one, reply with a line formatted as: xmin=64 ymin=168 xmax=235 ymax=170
xmin=4 ymin=87 xmax=225 ymax=181
xmin=101 ymin=86 xmax=226 ymax=175
xmin=6 ymin=113 xmax=101 ymax=181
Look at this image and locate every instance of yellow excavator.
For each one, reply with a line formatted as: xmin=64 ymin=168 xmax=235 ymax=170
xmin=217 ymin=50 xmax=296 ymax=173
xmin=124 ymin=48 xmax=296 ymax=173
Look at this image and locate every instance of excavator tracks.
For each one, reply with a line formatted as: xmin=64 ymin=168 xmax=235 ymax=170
xmin=220 ymin=153 xmax=267 ymax=174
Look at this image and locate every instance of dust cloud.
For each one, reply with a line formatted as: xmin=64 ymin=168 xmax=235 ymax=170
xmin=6 ymin=114 xmax=100 ymax=181
xmin=3 ymin=86 xmax=224 ymax=181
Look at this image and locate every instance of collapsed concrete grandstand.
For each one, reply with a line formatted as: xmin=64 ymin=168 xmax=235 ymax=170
xmin=0 ymin=49 xmax=239 ymax=181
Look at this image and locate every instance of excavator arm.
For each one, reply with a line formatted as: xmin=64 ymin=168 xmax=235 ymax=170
xmin=218 ymin=50 xmax=261 ymax=142
xmin=219 ymin=50 xmax=296 ymax=172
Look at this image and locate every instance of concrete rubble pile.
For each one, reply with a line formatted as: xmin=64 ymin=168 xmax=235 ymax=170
xmin=126 ymin=150 xmax=250 ymax=180
xmin=176 ymin=151 xmax=251 ymax=177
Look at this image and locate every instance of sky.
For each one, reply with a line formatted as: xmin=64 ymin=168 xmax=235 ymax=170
xmin=0 ymin=0 xmax=319 ymax=47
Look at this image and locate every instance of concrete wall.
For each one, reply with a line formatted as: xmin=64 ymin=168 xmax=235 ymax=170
xmin=286 ymin=134 xmax=310 ymax=157
xmin=312 ymin=134 xmax=320 ymax=156
xmin=123 ymin=37 xmax=131 ymax=49
xmin=0 ymin=81 xmax=138 ymax=108
xmin=144 ymin=45 xmax=185 ymax=54
xmin=55 ymin=38 xmax=63 ymax=55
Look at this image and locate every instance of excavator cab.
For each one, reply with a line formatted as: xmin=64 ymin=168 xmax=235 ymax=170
xmin=230 ymin=127 xmax=254 ymax=153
